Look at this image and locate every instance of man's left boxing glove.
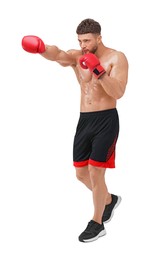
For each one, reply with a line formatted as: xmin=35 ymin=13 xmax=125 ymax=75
xmin=79 ymin=53 xmax=106 ymax=79
xmin=21 ymin=35 xmax=45 ymax=53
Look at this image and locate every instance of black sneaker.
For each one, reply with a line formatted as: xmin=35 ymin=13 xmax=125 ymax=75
xmin=78 ymin=220 xmax=106 ymax=243
xmin=102 ymin=194 xmax=122 ymax=223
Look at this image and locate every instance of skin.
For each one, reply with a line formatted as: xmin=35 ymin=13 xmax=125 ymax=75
xmin=41 ymin=33 xmax=128 ymax=225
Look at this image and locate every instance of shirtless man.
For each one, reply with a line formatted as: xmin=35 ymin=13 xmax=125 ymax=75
xmin=22 ymin=18 xmax=128 ymax=243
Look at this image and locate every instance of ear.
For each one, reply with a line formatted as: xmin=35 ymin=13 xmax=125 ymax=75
xmin=97 ymin=35 xmax=102 ymax=44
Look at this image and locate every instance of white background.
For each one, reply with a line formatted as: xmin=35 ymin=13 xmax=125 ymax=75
xmin=0 ymin=0 xmax=155 ymax=259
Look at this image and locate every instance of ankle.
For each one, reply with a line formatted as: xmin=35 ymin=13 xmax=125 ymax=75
xmin=106 ymin=193 xmax=112 ymax=205
xmin=92 ymin=217 xmax=102 ymax=225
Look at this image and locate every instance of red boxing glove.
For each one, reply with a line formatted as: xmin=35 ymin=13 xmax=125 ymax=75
xmin=79 ymin=53 xmax=106 ymax=79
xmin=21 ymin=35 xmax=45 ymax=54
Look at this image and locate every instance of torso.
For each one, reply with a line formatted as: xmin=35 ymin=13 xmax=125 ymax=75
xmin=72 ymin=48 xmax=117 ymax=112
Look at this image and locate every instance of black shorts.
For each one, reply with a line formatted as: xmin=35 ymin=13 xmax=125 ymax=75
xmin=73 ymin=108 xmax=119 ymax=168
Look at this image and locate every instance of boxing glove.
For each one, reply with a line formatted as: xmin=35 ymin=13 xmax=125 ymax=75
xmin=79 ymin=53 xmax=106 ymax=79
xmin=21 ymin=35 xmax=45 ymax=53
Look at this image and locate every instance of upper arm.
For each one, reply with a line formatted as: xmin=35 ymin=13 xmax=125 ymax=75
xmin=41 ymin=45 xmax=77 ymax=67
xmin=110 ymin=52 xmax=129 ymax=92
xmin=56 ymin=49 xmax=77 ymax=67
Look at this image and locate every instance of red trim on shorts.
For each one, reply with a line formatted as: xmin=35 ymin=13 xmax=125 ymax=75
xmin=73 ymin=160 xmax=89 ymax=167
xmin=73 ymin=152 xmax=115 ymax=168
xmin=89 ymin=152 xmax=115 ymax=168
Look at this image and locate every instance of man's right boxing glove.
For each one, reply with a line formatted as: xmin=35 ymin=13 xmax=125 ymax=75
xmin=21 ymin=35 xmax=45 ymax=53
xmin=79 ymin=53 xmax=106 ymax=79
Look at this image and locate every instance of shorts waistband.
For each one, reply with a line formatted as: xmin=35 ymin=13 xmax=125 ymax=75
xmin=80 ymin=108 xmax=117 ymax=117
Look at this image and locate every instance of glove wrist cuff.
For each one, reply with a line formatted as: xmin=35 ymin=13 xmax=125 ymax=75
xmin=93 ymin=65 xmax=106 ymax=78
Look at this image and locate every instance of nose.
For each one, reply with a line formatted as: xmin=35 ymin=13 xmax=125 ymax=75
xmin=81 ymin=42 xmax=86 ymax=49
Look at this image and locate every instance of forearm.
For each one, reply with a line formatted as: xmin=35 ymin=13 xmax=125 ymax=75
xmin=99 ymin=74 xmax=125 ymax=100
xmin=41 ymin=45 xmax=61 ymax=61
xmin=41 ymin=45 xmax=75 ymax=66
xmin=22 ymin=35 xmax=76 ymax=67
xmin=79 ymin=52 xmax=128 ymax=100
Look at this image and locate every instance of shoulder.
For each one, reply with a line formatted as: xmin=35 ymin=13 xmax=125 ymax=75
xmin=116 ymin=50 xmax=128 ymax=63
xmin=111 ymin=49 xmax=128 ymax=64
xmin=67 ymin=49 xmax=82 ymax=58
xmin=66 ymin=49 xmax=82 ymax=63
xmin=105 ymin=48 xmax=128 ymax=70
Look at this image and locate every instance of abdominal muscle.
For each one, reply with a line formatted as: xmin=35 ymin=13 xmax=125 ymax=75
xmin=74 ymin=60 xmax=116 ymax=112
xmin=80 ymin=77 xmax=116 ymax=112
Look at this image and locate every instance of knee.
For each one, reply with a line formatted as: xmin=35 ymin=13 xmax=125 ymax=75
xmin=75 ymin=167 xmax=88 ymax=182
xmin=88 ymin=165 xmax=100 ymax=176
xmin=88 ymin=165 xmax=98 ymax=183
xmin=76 ymin=169 xmax=83 ymax=181
xmin=88 ymin=165 xmax=105 ymax=183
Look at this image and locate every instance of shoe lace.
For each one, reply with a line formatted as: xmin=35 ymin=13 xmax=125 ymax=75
xmin=86 ymin=221 xmax=98 ymax=231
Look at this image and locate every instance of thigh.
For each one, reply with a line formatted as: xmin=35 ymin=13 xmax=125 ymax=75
xmin=73 ymin=117 xmax=92 ymax=167
xmin=75 ymin=166 xmax=89 ymax=176
xmin=91 ymin=132 xmax=117 ymax=162
xmin=90 ymin=117 xmax=119 ymax=168
xmin=73 ymin=134 xmax=91 ymax=164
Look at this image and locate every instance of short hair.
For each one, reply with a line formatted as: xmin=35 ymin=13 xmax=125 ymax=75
xmin=76 ymin=18 xmax=101 ymax=35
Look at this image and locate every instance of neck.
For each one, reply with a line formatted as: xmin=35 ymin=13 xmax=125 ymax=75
xmin=95 ymin=43 xmax=107 ymax=57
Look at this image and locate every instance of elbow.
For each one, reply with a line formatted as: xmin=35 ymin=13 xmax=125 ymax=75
xmin=115 ymin=84 xmax=126 ymax=99
xmin=116 ymin=92 xmax=124 ymax=100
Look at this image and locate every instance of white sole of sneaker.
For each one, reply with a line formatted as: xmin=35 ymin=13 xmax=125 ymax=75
xmin=104 ymin=196 xmax=122 ymax=223
xmin=83 ymin=229 xmax=106 ymax=243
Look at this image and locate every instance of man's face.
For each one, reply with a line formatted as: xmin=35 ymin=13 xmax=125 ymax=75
xmin=78 ymin=33 xmax=100 ymax=54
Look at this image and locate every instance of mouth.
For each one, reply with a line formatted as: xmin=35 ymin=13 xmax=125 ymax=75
xmin=82 ymin=49 xmax=89 ymax=54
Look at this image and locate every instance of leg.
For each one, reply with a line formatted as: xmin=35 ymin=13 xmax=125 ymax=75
xmin=75 ymin=166 xmax=112 ymax=203
xmin=88 ymin=165 xmax=108 ymax=224
xmin=75 ymin=166 xmax=92 ymax=190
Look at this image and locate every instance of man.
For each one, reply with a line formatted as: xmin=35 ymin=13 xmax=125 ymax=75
xmin=22 ymin=18 xmax=128 ymax=243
